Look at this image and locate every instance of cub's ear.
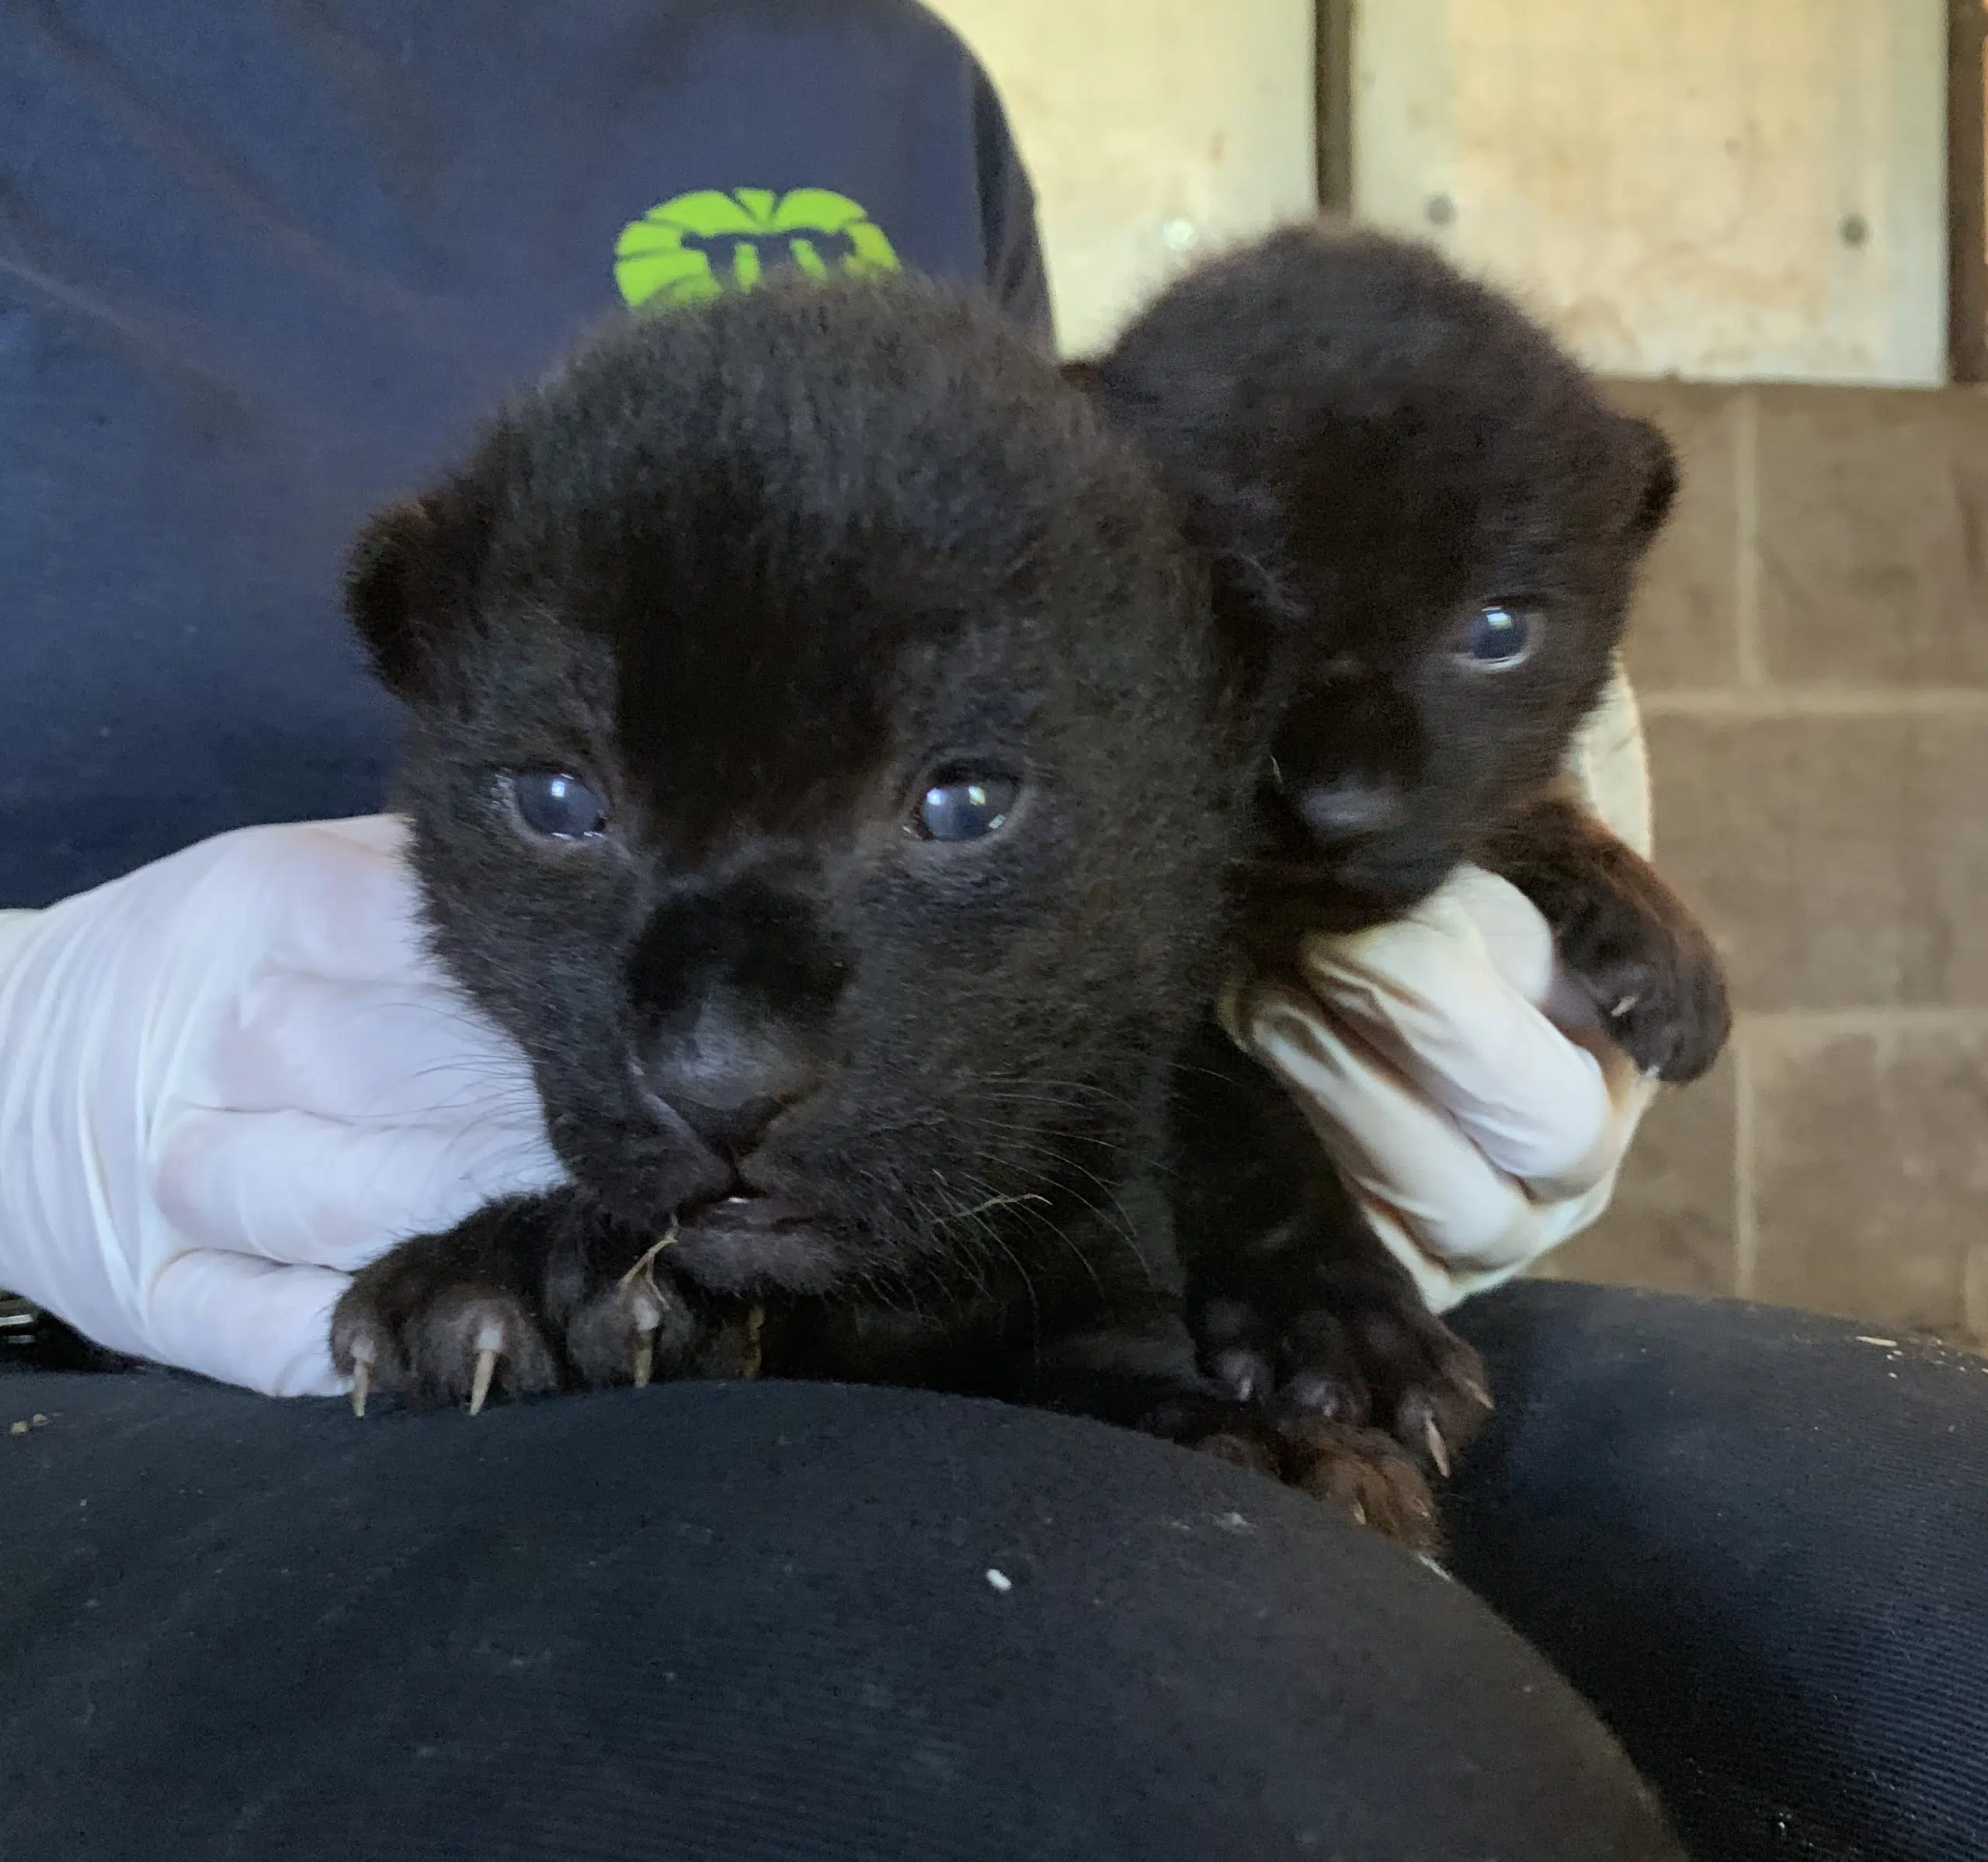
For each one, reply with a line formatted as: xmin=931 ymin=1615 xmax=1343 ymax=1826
xmin=1063 ymin=346 xmax=1298 ymax=710
xmin=1619 ymin=414 xmax=1679 ymax=544
xmin=344 ymin=486 xmax=488 ymax=699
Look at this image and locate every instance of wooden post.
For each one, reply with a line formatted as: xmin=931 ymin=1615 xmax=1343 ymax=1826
xmin=1948 ymin=1 xmax=1986 ymax=380
xmin=1315 ymin=0 xmax=1355 ymax=215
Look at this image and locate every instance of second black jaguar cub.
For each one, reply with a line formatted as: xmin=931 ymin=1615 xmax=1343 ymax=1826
xmin=1079 ymin=225 xmax=1730 ymax=1489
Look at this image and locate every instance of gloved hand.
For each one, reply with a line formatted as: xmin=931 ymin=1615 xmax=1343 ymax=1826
xmin=0 ymin=817 xmax=562 ymax=1395
xmin=1224 ymin=666 xmax=1659 ymax=1311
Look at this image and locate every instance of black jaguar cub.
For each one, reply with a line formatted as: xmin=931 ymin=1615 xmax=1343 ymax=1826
xmin=1080 ymin=224 xmax=1729 ymax=1498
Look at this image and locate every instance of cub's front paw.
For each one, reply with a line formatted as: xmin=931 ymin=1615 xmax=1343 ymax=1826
xmin=1554 ymin=874 xmax=1730 ymax=1084
xmin=331 ymin=1201 xmax=720 ymax=1414
xmin=331 ymin=1201 xmax=561 ymax=1415
xmin=551 ymin=1227 xmax=707 ymax=1391
xmin=1145 ymin=1395 xmax=1440 ymax=1553
xmin=1486 ymin=793 xmax=1731 ymax=1084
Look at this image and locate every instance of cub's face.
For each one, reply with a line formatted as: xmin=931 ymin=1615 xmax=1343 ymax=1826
xmin=348 ymin=280 xmax=1246 ymax=1301
xmin=1257 ymin=380 xmax=1669 ymax=915
xmin=1083 ymin=224 xmax=1677 ymax=923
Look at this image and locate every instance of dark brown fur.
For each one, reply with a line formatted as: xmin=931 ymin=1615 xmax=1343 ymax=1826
xmin=1079 ymin=224 xmax=1730 ymax=1476
xmin=332 ymin=269 xmax=1438 ymax=1543
xmin=331 ymin=229 xmax=1729 ymax=1555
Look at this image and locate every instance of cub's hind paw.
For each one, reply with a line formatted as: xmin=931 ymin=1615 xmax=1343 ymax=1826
xmin=1282 ymin=1298 xmax=1491 ymax=1480
xmin=1144 ymin=1395 xmax=1441 ymax=1554
xmin=1273 ymin=1413 xmax=1441 ymax=1549
xmin=1198 ymin=1287 xmax=1493 ymax=1482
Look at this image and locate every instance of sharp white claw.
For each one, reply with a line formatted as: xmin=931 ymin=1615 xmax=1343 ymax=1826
xmin=1423 ymin=1415 xmax=1451 ymax=1479
xmin=350 ymin=1360 xmax=370 ymax=1419
xmin=468 ymin=1347 xmax=498 ymax=1417
xmin=632 ymin=1334 xmax=656 ymax=1388
xmin=739 ymin=1303 xmax=766 ymax=1381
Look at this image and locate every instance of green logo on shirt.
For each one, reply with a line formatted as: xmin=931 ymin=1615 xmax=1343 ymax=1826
xmin=613 ymin=188 xmax=902 ymax=308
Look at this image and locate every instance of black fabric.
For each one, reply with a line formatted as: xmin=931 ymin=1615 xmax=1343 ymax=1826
xmin=1452 ymin=1282 xmax=1988 ymax=1862
xmin=0 ymin=1370 xmax=1679 ymax=1862
xmin=11 ymin=1284 xmax=1984 ymax=1859
xmin=0 ymin=0 xmax=1051 ymax=908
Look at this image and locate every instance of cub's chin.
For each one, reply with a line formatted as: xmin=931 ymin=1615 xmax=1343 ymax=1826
xmin=1247 ymin=842 xmax=1463 ymax=944
xmin=664 ymin=1193 xmax=852 ymax=1297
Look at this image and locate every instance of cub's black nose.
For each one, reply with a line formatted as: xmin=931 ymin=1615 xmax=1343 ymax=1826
xmin=634 ymin=995 xmax=824 ymax=1155
xmin=656 ymin=1088 xmax=792 ymax=1155
xmin=627 ymin=881 xmax=846 ymax=1155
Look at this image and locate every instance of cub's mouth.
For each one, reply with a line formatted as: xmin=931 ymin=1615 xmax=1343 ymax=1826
xmin=1246 ymin=846 xmax=1459 ymax=943
xmin=666 ymin=1190 xmax=844 ymax=1297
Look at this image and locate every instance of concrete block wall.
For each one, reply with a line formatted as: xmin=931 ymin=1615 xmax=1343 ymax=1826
xmin=1551 ymin=381 xmax=1988 ymax=1346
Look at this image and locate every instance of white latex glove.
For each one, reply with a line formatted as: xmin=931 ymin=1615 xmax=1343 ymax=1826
xmin=1224 ymin=665 xmax=1658 ymax=1312
xmin=0 ymin=817 xmax=563 ymax=1395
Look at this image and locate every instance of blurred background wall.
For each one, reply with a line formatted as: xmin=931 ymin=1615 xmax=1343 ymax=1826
xmin=925 ymin=0 xmax=1316 ymax=357
xmin=931 ymin=0 xmax=1988 ymax=1346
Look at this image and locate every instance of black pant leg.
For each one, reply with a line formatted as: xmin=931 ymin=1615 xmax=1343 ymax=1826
xmin=1454 ymin=1281 xmax=1988 ymax=1862
xmin=1 ymin=1370 xmax=1679 ymax=1862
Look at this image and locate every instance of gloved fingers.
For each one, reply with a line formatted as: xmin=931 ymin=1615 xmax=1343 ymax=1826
xmin=1354 ymin=1196 xmax=1529 ymax=1314
xmin=1568 ymin=664 xmax=1653 ymax=857
xmin=304 ymin=814 xmax=412 ymax=857
xmin=231 ymin=818 xmax=434 ymax=985
xmin=201 ymin=970 xmax=546 ymax=1126
xmin=1427 ymin=867 xmax=1622 ymax=1052
xmin=1421 ymin=867 xmax=1563 ymax=1007
xmin=1231 ymin=978 xmax=1543 ymax=1273
xmin=1350 ymin=1166 xmax=1626 ymax=1315
xmin=144 ymin=1248 xmax=350 ymax=1397
xmin=1295 ymin=907 xmax=1620 ymax=1193
xmin=0 ymin=908 xmax=39 ymax=966
xmin=152 ymin=1107 xmax=563 ymax=1272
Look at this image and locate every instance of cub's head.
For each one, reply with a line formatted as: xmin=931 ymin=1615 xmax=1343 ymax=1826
xmin=348 ymin=277 xmax=1246 ymax=1299
xmin=1079 ymin=223 xmax=1677 ymax=922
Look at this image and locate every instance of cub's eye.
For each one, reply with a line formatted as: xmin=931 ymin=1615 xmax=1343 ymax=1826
xmin=1459 ymin=603 xmax=1538 ymax=669
xmin=508 ymin=771 xmax=610 ymax=839
xmin=914 ymin=773 xmax=1018 ymax=842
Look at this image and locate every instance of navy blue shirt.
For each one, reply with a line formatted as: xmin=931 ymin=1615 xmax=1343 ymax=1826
xmin=0 ymin=0 xmax=1050 ymax=905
